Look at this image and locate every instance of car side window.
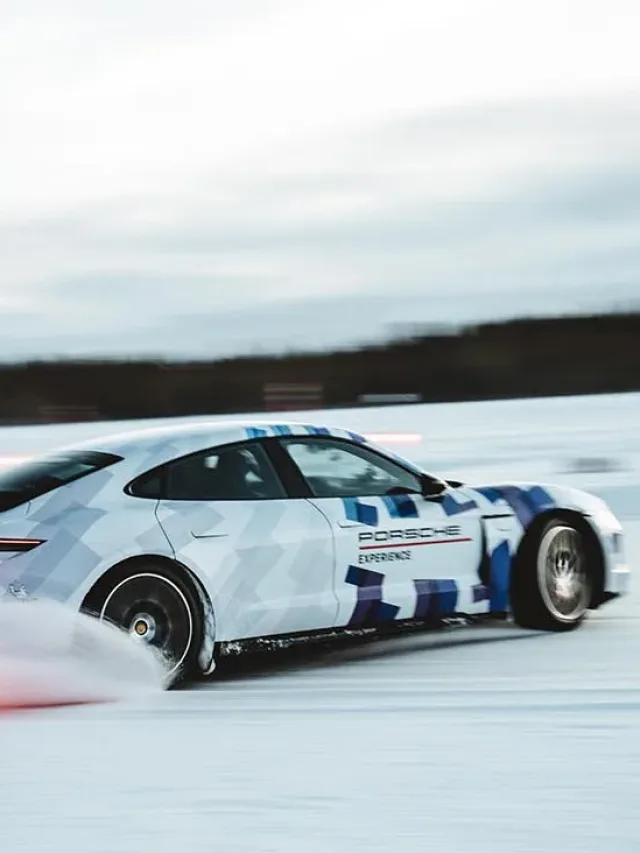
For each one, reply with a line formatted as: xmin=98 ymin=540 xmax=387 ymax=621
xmin=280 ymin=438 xmax=422 ymax=498
xmin=162 ymin=442 xmax=287 ymax=501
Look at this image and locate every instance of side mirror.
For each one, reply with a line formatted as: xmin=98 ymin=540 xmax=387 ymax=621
xmin=419 ymin=475 xmax=448 ymax=499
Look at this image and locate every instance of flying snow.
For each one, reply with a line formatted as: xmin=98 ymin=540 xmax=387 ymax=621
xmin=0 ymin=599 xmax=168 ymax=710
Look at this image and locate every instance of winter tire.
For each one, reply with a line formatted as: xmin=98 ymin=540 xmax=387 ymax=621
xmin=512 ymin=518 xmax=592 ymax=631
xmin=92 ymin=564 xmax=203 ymax=684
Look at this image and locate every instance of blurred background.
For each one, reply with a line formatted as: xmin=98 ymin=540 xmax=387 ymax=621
xmin=1 ymin=0 xmax=639 ymax=425
xmin=3 ymin=6 xmax=640 ymax=853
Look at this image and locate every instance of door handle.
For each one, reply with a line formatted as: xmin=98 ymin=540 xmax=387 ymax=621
xmin=191 ymin=531 xmax=229 ymax=539
xmin=337 ymin=521 xmax=365 ymax=529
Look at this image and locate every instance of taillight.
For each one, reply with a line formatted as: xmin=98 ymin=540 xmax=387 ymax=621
xmin=0 ymin=538 xmax=44 ymax=553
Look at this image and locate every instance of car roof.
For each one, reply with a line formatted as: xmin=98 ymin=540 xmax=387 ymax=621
xmin=61 ymin=419 xmax=370 ymax=470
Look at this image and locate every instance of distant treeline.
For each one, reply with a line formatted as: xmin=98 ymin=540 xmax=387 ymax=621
xmin=1 ymin=311 xmax=639 ymax=424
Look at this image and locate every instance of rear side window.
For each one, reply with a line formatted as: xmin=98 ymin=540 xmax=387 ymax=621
xmin=0 ymin=451 xmax=122 ymax=511
xmin=128 ymin=442 xmax=287 ymax=501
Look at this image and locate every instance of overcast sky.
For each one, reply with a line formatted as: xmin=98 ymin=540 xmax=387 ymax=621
xmin=1 ymin=0 xmax=640 ymax=360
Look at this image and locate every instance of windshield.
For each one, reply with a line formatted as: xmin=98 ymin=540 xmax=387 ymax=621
xmin=0 ymin=450 xmax=122 ymax=512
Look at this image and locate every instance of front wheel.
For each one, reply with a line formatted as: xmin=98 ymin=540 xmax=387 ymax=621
xmin=512 ymin=518 xmax=592 ymax=631
xmin=87 ymin=564 xmax=203 ymax=684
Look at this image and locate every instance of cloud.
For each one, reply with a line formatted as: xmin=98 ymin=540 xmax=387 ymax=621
xmin=1 ymin=1 xmax=640 ymax=358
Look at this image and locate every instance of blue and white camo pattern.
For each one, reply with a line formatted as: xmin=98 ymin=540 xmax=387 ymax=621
xmin=0 ymin=420 xmax=629 ymax=673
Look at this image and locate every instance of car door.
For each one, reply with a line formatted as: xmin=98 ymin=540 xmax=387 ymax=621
xmin=153 ymin=439 xmax=338 ymax=642
xmin=274 ymin=436 xmax=486 ymax=628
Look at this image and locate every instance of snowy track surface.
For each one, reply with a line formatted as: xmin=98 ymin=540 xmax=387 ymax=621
xmin=0 ymin=393 xmax=638 ymax=852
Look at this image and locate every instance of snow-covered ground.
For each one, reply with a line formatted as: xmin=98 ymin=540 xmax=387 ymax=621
xmin=0 ymin=392 xmax=638 ymax=852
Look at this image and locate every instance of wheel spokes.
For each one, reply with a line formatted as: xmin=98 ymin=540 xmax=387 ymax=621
xmin=99 ymin=573 xmax=194 ymax=676
xmin=540 ymin=526 xmax=590 ymax=620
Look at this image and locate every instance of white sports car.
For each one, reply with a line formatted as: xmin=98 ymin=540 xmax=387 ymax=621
xmin=0 ymin=420 xmax=630 ymax=682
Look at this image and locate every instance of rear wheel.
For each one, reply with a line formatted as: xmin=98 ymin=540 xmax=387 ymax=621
xmin=87 ymin=564 xmax=203 ymax=684
xmin=512 ymin=518 xmax=592 ymax=631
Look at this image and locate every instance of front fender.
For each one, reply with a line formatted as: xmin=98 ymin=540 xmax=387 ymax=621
xmin=469 ymin=481 xmax=621 ymax=528
xmin=468 ymin=480 xmax=626 ymax=612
